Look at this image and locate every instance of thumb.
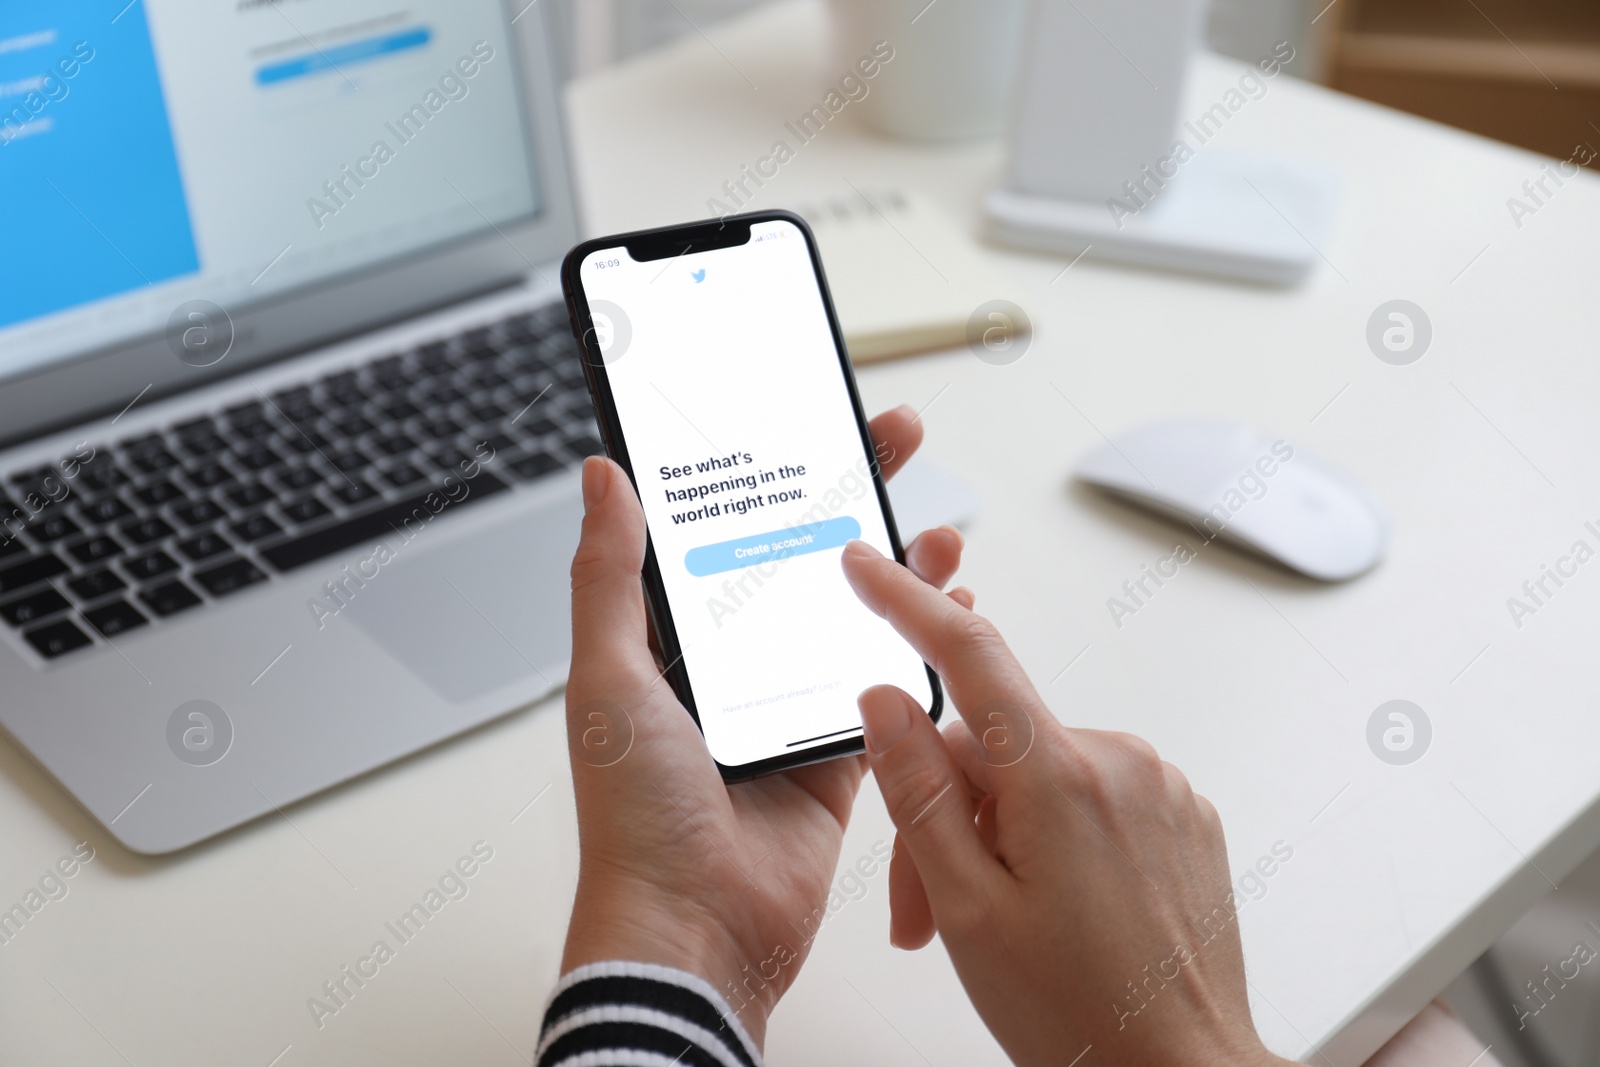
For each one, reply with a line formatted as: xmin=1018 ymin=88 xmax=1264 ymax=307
xmin=568 ymin=457 xmax=656 ymax=697
xmin=859 ymin=686 xmax=995 ymax=910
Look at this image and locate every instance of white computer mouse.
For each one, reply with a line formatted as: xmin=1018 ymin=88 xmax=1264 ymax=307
xmin=1075 ymin=418 xmax=1387 ymax=581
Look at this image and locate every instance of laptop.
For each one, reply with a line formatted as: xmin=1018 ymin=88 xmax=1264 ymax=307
xmin=0 ymin=1 xmax=590 ymax=853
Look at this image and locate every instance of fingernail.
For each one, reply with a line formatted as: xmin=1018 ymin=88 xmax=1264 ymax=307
xmin=859 ymin=688 xmax=914 ymax=754
xmin=938 ymin=524 xmax=965 ymax=551
xmin=843 ymin=539 xmax=881 ymax=561
xmin=582 ymin=457 xmax=610 ymax=509
xmin=894 ymin=403 xmax=915 ymax=419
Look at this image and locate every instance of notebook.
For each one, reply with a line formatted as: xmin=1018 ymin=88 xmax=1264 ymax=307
xmin=788 ymin=188 xmax=1032 ymax=364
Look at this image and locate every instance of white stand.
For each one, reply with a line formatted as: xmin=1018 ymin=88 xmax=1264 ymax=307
xmin=986 ymin=0 xmax=1339 ymax=286
xmin=985 ymin=148 xmax=1339 ymax=287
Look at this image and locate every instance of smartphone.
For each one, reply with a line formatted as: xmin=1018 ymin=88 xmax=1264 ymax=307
xmin=561 ymin=210 xmax=942 ymax=779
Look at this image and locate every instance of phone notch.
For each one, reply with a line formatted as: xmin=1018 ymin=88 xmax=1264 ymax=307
xmin=625 ymin=217 xmax=753 ymax=262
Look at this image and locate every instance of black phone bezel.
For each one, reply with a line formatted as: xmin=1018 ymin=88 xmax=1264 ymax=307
xmin=560 ymin=209 xmax=943 ymax=781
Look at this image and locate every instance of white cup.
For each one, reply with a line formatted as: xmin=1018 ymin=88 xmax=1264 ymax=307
xmin=827 ymin=0 xmax=1028 ymax=140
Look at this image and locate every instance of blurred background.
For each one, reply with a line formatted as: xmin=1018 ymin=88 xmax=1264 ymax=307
xmin=544 ymin=0 xmax=1331 ymax=81
xmin=548 ymin=0 xmax=1599 ymax=161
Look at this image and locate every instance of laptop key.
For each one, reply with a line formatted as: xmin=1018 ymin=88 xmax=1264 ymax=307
xmin=1 ymin=588 xmax=71 ymax=627
xmin=67 ymin=536 xmax=123 ymax=564
xmin=186 ymin=462 xmax=235 ymax=488
xmin=117 ymin=432 xmax=164 ymax=455
xmin=140 ymin=579 xmax=202 ymax=617
xmin=226 ymin=482 xmax=273 ymax=509
xmin=179 ymin=432 xmax=229 ymax=458
xmin=557 ymin=389 xmax=596 ymax=414
xmin=124 ymin=551 xmax=180 ymax=581
xmin=279 ymin=431 xmax=330 ymax=454
xmin=271 ymin=388 xmax=318 ymax=421
xmin=29 ymin=513 xmax=81 ymax=543
xmin=417 ymin=352 xmax=453 ymax=376
xmin=70 ymin=568 xmax=127 ymax=600
xmin=0 ymin=535 xmax=27 ymax=561
xmin=324 ymin=449 xmax=371 ymax=472
xmin=563 ymin=434 xmax=605 ymax=459
xmin=372 ymin=434 xmax=415 ymax=457
xmin=0 ymin=553 xmax=70 ymax=595
xmin=238 ymin=421 xmax=277 ymax=442
xmin=334 ymin=414 xmax=376 ymax=437
xmin=261 ymin=473 xmax=512 ymax=571
xmin=230 ymin=513 xmax=283 ymax=542
xmin=134 ymin=480 xmax=186 ymax=507
xmin=119 ymin=517 xmax=175 ymax=545
xmin=509 ymin=451 xmax=565 ymax=480
xmin=173 ymin=415 xmax=218 ymax=436
xmin=381 ymin=464 xmax=425 ymax=488
xmin=281 ymin=497 xmax=331 ymax=525
xmin=419 ymin=418 xmax=463 ymax=440
xmin=327 ymin=382 xmax=365 ymax=407
xmin=234 ymin=446 xmax=282 ymax=471
xmin=10 ymin=467 xmax=72 ymax=502
xmin=276 ymin=467 xmax=322 ymax=491
xmin=77 ymin=464 xmax=131 ymax=492
xmin=280 ymin=398 xmax=323 ymax=422
xmin=173 ymin=499 xmax=226 ymax=527
xmin=224 ymin=400 xmax=264 ymax=422
xmin=84 ymin=599 xmax=148 ymax=637
xmin=329 ymin=480 xmax=378 ymax=506
xmin=508 ymin=376 xmax=555 ymax=404
xmin=194 ymin=558 xmax=268 ymax=597
xmin=24 ymin=619 xmax=93 ymax=658
xmin=76 ymin=496 xmax=133 ymax=525
xmin=483 ymin=433 xmax=518 ymax=454
xmin=378 ymin=398 xmax=420 ymax=420
xmin=177 ymin=531 xmax=232 ymax=561
xmin=130 ymin=448 xmax=181 ymax=475
xmin=426 ymin=384 xmax=467 ymax=406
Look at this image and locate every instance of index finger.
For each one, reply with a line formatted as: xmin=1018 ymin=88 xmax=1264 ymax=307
xmin=867 ymin=404 xmax=921 ymax=482
xmin=841 ymin=540 xmax=1059 ymax=789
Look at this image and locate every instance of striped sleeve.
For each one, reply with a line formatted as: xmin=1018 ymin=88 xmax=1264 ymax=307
xmin=536 ymin=961 xmax=763 ymax=1067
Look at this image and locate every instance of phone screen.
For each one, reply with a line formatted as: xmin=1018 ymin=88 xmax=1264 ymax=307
xmin=573 ymin=216 xmax=938 ymax=772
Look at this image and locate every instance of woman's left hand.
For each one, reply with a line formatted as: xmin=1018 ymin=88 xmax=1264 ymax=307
xmin=560 ymin=404 xmax=964 ymax=1048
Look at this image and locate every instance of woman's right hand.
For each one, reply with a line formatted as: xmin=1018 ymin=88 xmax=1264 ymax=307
xmin=840 ymin=539 xmax=1292 ymax=1067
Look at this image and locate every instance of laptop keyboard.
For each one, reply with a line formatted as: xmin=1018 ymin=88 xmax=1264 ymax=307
xmin=0 ymin=303 xmax=600 ymax=661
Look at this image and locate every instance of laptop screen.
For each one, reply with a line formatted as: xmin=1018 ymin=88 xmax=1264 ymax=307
xmin=0 ymin=0 xmax=542 ymax=384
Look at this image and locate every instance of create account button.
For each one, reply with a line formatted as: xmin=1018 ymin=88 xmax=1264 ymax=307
xmin=685 ymin=516 xmax=861 ymax=577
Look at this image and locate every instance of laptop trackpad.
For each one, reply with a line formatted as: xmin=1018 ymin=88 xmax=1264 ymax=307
xmin=345 ymin=495 xmax=581 ymax=704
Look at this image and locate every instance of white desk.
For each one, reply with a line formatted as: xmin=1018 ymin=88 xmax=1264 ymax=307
xmin=6 ymin=2 xmax=1600 ymax=1064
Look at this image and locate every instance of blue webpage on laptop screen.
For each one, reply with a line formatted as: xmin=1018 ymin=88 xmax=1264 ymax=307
xmin=0 ymin=0 xmax=540 ymax=383
xmin=0 ymin=3 xmax=199 ymax=328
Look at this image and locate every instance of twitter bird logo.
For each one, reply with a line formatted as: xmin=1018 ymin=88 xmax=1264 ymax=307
xmin=691 ymin=269 xmax=706 ymax=283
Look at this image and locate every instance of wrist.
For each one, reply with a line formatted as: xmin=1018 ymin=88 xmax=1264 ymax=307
xmin=1154 ymin=1025 xmax=1291 ymax=1067
xmin=1193 ymin=1043 xmax=1295 ymax=1067
xmin=561 ymin=871 xmax=770 ymax=1046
